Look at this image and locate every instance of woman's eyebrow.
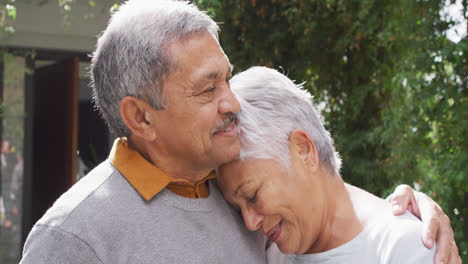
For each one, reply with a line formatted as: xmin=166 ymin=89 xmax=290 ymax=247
xmin=234 ymin=179 xmax=254 ymax=198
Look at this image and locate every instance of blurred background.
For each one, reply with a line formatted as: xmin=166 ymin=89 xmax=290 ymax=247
xmin=0 ymin=0 xmax=466 ymax=263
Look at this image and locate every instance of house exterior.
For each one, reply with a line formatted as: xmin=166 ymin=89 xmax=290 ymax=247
xmin=0 ymin=2 xmax=121 ymax=262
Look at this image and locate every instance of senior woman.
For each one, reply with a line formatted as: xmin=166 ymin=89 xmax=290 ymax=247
xmin=216 ymin=67 xmax=437 ymax=263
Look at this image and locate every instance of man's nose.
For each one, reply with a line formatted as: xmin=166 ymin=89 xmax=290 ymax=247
xmin=242 ymin=208 xmax=263 ymax=231
xmin=218 ymin=84 xmax=240 ymax=115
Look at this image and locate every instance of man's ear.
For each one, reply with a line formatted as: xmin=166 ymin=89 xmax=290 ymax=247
xmin=119 ymin=96 xmax=157 ymax=141
xmin=289 ymin=129 xmax=319 ymax=171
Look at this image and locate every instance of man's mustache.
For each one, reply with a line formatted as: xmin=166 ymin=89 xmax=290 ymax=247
xmin=212 ymin=113 xmax=238 ymax=134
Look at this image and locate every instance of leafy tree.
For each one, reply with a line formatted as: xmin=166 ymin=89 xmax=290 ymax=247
xmin=199 ymin=0 xmax=467 ymax=260
xmin=0 ymin=0 xmax=16 ymax=37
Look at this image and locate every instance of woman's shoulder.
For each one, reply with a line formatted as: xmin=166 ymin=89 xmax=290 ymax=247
xmin=349 ymin=185 xmax=435 ymax=263
xmin=367 ymin=211 xmax=435 ymax=263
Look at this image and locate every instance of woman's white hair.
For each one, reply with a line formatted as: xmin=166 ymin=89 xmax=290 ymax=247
xmin=91 ymin=0 xmax=219 ymax=136
xmin=231 ymin=66 xmax=342 ymax=175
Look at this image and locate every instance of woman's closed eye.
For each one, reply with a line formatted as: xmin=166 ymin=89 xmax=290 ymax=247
xmin=248 ymin=190 xmax=258 ymax=203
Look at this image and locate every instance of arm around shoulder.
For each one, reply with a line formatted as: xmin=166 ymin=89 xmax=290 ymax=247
xmin=20 ymin=225 xmax=103 ymax=264
xmin=387 ymin=213 xmax=436 ymax=264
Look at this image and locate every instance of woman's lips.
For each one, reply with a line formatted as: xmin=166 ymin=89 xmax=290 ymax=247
xmin=265 ymin=221 xmax=282 ymax=242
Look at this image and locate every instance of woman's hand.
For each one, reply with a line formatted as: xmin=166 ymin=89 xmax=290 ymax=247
xmin=390 ymin=184 xmax=462 ymax=264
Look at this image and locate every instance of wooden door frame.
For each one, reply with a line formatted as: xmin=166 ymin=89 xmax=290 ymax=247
xmin=19 ymin=48 xmax=89 ymax=246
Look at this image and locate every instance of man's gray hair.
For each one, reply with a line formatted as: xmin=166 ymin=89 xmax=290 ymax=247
xmin=231 ymin=66 xmax=342 ymax=175
xmin=91 ymin=0 xmax=219 ymax=136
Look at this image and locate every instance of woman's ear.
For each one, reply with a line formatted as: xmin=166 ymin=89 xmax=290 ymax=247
xmin=289 ymin=129 xmax=319 ymax=171
xmin=119 ymin=96 xmax=157 ymax=141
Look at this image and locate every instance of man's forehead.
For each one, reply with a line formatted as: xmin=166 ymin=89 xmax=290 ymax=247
xmin=176 ymin=52 xmax=232 ymax=74
xmin=167 ymin=33 xmax=227 ymax=65
xmin=202 ymin=63 xmax=234 ymax=79
xmin=173 ymin=58 xmax=232 ymax=90
xmin=168 ymin=57 xmax=229 ymax=85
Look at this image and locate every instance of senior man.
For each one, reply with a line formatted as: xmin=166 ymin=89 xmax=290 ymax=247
xmin=20 ymin=0 xmax=459 ymax=263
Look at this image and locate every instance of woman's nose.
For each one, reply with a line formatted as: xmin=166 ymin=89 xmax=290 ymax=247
xmin=242 ymin=208 xmax=264 ymax=231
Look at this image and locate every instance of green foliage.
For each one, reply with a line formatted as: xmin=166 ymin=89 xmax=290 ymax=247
xmin=1 ymin=51 xmax=28 ymax=156
xmin=0 ymin=1 xmax=16 ymax=36
xmin=0 ymin=0 xmax=121 ymax=32
xmin=199 ymin=0 xmax=467 ymax=260
xmin=5 ymin=3 xmax=15 ymax=20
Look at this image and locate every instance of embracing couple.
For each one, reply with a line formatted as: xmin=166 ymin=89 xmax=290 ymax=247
xmin=20 ymin=1 xmax=461 ymax=263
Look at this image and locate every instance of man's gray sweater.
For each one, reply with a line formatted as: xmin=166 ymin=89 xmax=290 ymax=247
xmin=20 ymin=160 xmax=266 ymax=263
